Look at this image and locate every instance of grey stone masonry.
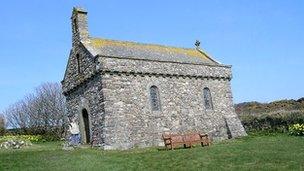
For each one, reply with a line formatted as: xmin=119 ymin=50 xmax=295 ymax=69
xmin=62 ymin=7 xmax=247 ymax=150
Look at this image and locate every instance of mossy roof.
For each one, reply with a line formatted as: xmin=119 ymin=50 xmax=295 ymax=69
xmin=87 ymin=38 xmax=219 ymax=64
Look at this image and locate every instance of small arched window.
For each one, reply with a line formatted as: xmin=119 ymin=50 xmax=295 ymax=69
xmin=76 ymin=54 xmax=81 ymax=74
xmin=150 ymin=85 xmax=161 ymax=111
xmin=203 ymin=87 xmax=213 ymax=110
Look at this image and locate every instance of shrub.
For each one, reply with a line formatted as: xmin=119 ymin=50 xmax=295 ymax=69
xmin=289 ymin=123 xmax=304 ymax=136
xmin=0 ymin=127 xmax=5 ymax=136
xmin=240 ymin=112 xmax=304 ymax=133
xmin=0 ymin=135 xmax=45 ymax=143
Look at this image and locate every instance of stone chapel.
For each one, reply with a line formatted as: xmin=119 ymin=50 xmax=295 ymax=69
xmin=61 ymin=7 xmax=247 ymax=150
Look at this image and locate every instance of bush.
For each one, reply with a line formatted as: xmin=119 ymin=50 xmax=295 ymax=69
xmin=289 ymin=124 xmax=304 ymax=136
xmin=4 ymin=126 xmax=66 ymax=141
xmin=240 ymin=112 xmax=304 ymax=133
xmin=0 ymin=127 xmax=5 ymax=136
xmin=0 ymin=135 xmax=45 ymax=143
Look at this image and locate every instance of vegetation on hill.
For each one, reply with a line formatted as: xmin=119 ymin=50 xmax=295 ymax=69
xmin=235 ymin=98 xmax=304 ymax=133
xmin=235 ymin=98 xmax=304 ymax=115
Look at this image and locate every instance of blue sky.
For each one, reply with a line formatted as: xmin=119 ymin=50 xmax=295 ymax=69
xmin=0 ymin=0 xmax=303 ymax=112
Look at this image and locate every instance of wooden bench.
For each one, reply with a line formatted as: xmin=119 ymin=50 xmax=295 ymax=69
xmin=162 ymin=133 xmax=211 ymax=150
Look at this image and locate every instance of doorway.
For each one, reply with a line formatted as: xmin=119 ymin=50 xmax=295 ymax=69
xmin=81 ymin=109 xmax=90 ymax=144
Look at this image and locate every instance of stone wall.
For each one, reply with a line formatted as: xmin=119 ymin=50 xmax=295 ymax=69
xmin=71 ymin=8 xmax=90 ymax=45
xmin=63 ymin=42 xmax=104 ymax=146
xmin=65 ymin=74 xmax=105 ymax=146
xmin=99 ymin=57 xmax=246 ymax=150
xmin=98 ymin=56 xmax=232 ymax=79
xmin=62 ymin=42 xmax=97 ymax=93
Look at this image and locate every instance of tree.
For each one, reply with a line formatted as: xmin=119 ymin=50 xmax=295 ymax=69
xmin=0 ymin=114 xmax=5 ymax=135
xmin=4 ymin=100 xmax=29 ymax=133
xmin=4 ymin=82 xmax=67 ymax=138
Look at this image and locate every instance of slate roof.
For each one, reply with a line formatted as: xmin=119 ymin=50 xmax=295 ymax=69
xmin=85 ymin=38 xmax=219 ymax=65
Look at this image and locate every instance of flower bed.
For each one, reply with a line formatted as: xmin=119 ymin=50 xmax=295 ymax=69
xmin=0 ymin=135 xmax=44 ymax=149
xmin=0 ymin=135 xmax=44 ymax=143
xmin=289 ymin=123 xmax=304 ymax=136
xmin=0 ymin=140 xmax=32 ymax=149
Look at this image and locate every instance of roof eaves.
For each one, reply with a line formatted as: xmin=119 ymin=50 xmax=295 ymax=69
xmin=196 ymin=48 xmax=221 ymax=64
xmin=95 ymin=54 xmax=231 ymax=68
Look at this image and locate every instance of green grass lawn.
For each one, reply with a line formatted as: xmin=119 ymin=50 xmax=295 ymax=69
xmin=0 ymin=134 xmax=303 ymax=171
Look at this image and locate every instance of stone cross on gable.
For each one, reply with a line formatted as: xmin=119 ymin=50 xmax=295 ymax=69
xmin=195 ymin=40 xmax=201 ymax=48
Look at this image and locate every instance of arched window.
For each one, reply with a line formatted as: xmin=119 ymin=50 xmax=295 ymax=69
xmin=203 ymin=87 xmax=213 ymax=110
xmin=76 ymin=54 xmax=81 ymax=74
xmin=150 ymin=85 xmax=161 ymax=111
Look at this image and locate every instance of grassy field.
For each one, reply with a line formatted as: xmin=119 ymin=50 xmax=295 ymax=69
xmin=0 ymin=134 xmax=303 ymax=171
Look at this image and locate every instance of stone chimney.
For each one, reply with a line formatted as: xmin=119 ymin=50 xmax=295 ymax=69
xmin=71 ymin=7 xmax=89 ymax=44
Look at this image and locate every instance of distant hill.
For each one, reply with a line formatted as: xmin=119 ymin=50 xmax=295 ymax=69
xmin=235 ymin=98 xmax=304 ymax=117
xmin=235 ymin=98 xmax=304 ymax=133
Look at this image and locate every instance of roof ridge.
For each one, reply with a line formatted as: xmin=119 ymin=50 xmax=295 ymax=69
xmin=90 ymin=37 xmax=198 ymax=51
